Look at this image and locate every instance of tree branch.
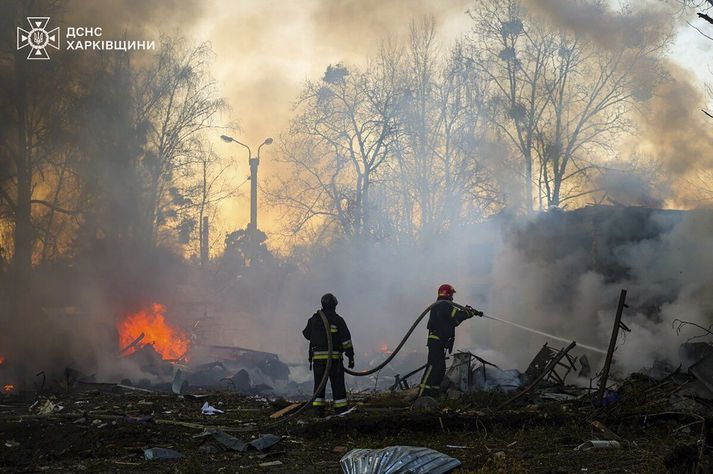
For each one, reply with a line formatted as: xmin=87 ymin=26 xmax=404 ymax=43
xmin=31 ymin=199 xmax=82 ymax=215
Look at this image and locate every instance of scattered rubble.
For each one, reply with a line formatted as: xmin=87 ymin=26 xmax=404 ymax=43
xmin=2 ymin=339 xmax=713 ymax=472
xmin=0 ymin=376 xmax=710 ymax=472
xmin=574 ymin=440 xmax=621 ymax=451
xmin=194 ymin=428 xmax=248 ymax=452
xmin=33 ymin=399 xmax=64 ymax=415
xmin=200 ymin=401 xmax=224 ymax=415
xmin=143 ymin=447 xmax=183 ymax=460
xmin=249 ymin=433 xmax=281 ymax=452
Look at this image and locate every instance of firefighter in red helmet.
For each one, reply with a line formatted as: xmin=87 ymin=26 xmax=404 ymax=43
xmin=418 ymin=284 xmax=482 ymax=398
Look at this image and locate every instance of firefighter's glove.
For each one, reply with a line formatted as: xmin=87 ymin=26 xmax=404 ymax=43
xmin=465 ymin=305 xmax=483 ymax=318
xmin=348 ymin=358 xmax=355 ymax=369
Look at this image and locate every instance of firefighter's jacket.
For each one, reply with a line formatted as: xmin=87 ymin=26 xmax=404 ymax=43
xmin=303 ymin=309 xmax=354 ymax=362
xmin=426 ymin=297 xmax=471 ymax=349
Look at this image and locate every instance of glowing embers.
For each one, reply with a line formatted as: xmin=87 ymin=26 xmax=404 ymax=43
xmin=0 ymin=356 xmax=13 ymax=393
xmin=117 ymin=303 xmax=190 ymax=361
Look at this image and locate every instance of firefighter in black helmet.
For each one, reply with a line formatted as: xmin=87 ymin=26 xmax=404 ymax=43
xmin=303 ymin=293 xmax=354 ymax=417
xmin=418 ymin=284 xmax=482 ymax=398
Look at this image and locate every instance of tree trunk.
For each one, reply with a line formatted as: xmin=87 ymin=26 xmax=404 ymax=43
xmin=41 ymin=153 xmax=70 ymax=262
xmin=524 ymin=151 xmax=533 ymax=213
xmin=199 ymin=159 xmax=208 ymax=266
xmin=13 ymin=51 xmax=32 ymax=308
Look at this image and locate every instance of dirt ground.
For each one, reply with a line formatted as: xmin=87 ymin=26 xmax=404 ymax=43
xmin=0 ymin=379 xmax=709 ymax=473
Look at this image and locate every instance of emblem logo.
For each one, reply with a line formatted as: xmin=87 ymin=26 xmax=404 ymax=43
xmin=17 ymin=17 xmax=60 ymax=60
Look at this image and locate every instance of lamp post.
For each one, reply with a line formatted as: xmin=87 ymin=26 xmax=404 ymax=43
xmin=221 ymin=135 xmax=273 ymax=230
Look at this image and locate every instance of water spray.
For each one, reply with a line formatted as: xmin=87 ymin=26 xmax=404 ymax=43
xmin=480 ymin=313 xmax=607 ymax=355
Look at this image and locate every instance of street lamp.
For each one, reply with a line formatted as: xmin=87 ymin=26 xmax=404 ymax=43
xmin=221 ymin=135 xmax=273 ymax=230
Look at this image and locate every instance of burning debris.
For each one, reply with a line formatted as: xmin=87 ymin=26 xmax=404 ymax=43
xmin=117 ymin=303 xmax=190 ymax=361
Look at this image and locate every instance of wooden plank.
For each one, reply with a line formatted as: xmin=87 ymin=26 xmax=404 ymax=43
xmin=269 ymin=403 xmax=302 ymax=419
xmin=118 ymin=332 xmax=144 ymax=356
xmin=596 ymin=289 xmax=627 ymax=405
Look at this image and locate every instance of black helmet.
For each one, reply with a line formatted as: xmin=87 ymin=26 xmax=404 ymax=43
xmin=321 ymin=293 xmax=338 ymax=309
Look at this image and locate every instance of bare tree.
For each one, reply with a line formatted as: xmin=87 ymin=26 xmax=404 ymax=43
xmin=675 ymin=1 xmax=713 ymax=41
xmin=468 ymin=0 xmax=663 ymax=210
xmin=468 ymin=0 xmax=554 ymax=212
xmin=35 ymin=146 xmax=83 ymax=263
xmin=271 ymin=61 xmax=399 ymax=240
xmin=403 ymin=19 xmax=497 ymax=231
xmin=177 ymin=142 xmax=237 ymax=264
xmin=271 ymin=18 xmax=502 ymax=244
xmin=392 ymin=18 xmax=499 ymax=237
xmin=533 ymin=34 xmax=647 ymax=208
xmin=0 ymin=0 xmax=86 ymax=300
xmin=134 ymin=38 xmax=226 ymax=249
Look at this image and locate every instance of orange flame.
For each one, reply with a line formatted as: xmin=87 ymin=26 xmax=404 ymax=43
xmin=2 ymin=384 xmax=14 ymax=393
xmin=117 ymin=303 xmax=190 ymax=360
xmin=379 ymin=342 xmax=391 ymax=354
xmin=0 ymin=355 xmax=5 ymax=365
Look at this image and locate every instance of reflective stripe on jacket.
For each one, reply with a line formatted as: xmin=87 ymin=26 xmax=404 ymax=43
xmin=303 ymin=309 xmax=355 ymax=359
xmin=426 ymin=298 xmax=469 ymax=346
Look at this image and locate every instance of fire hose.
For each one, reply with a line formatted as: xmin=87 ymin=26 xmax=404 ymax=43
xmin=286 ymin=302 xmax=468 ymax=412
xmin=229 ymin=301 xmax=443 ymax=431
xmin=341 ymin=302 xmax=441 ymax=376
xmin=234 ymin=300 xmax=602 ymax=430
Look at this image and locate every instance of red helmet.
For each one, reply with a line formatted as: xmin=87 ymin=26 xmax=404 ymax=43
xmin=437 ymin=284 xmax=456 ymax=298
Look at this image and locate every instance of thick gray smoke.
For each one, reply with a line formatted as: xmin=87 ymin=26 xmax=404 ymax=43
xmin=592 ymin=165 xmax=666 ymax=208
xmin=3 ymin=0 xmax=713 ymax=394
xmin=8 ymin=206 xmax=709 ymax=388
xmin=485 ymin=208 xmax=713 ymax=374
xmin=253 ymin=207 xmax=713 ymax=381
xmin=523 ymin=0 xmax=671 ymax=48
xmin=65 ymin=0 xmax=208 ymax=37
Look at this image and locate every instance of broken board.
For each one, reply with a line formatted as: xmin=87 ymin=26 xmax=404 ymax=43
xmin=269 ymin=403 xmax=302 ymax=419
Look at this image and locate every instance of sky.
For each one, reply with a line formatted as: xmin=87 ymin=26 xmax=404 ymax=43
xmin=60 ymin=0 xmax=713 ymax=252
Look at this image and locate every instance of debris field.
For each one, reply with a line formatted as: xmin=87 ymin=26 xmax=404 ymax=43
xmin=0 ymin=369 xmax=710 ymax=473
